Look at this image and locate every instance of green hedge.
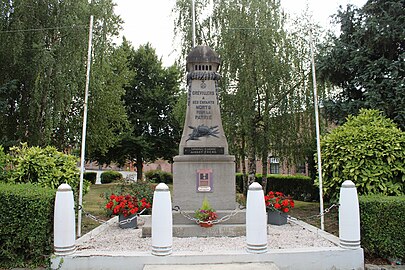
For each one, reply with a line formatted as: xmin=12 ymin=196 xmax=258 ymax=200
xmin=360 ymin=195 xmax=405 ymax=261
xmin=101 ymin=171 xmax=122 ymax=184
xmin=84 ymin=172 xmax=97 ymax=184
xmin=0 ymin=183 xmax=55 ymax=268
xmin=145 ymin=170 xmax=173 ymax=184
xmin=236 ymin=173 xmax=319 ymax=201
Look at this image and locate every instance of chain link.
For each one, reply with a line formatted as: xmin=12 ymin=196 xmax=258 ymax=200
xmin=173 ymin=205 xmax=244 ymax=225
xmin=79 ymin=206 xmax=147 ymax=225
xmin=81 ymin=207 xmax=107 ymax=224
xmin=291 ymin=203 xmax=339 ymax=222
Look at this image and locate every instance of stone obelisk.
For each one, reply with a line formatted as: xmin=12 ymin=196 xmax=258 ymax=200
xmin=173 ymin=46 xmax=236 ymax=211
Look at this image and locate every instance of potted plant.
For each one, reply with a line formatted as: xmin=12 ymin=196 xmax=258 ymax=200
xmin=105 ymin=194 xmax=151 ymax=229
xmin=264 ymin=191 xmax=294 ymax=225
xmin=194 ymin=197 xmax=218 ymax=227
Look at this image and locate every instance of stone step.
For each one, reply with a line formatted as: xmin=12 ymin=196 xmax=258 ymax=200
xmin=173 ymin=209 xmax=246 ymax=225
xmin=142 ymin=223 xmax=246 ymax=238
xmin=143 ymin=262 xmax=279 ymax=270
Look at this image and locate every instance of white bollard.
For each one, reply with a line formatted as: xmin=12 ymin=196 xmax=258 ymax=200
xmin=339 ymin=180 xmax=361 ymax=249
xmin=54 ymin=183 xmax=76 ymax=255
xmin=151 ymin=183 xmax=173 ymax=256
xmin=246 ymin=182 xmax=268 ymax=253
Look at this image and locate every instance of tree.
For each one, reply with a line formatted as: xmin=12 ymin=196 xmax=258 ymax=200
xmin=317 ymin=0 xmax=405 ymax=130
xmin=0 ymin=0 xmax=90 ymax=148
xmin=114 ymin=43 xmax=182 ymax=179
xmin=320 ymin=109 xmax=405 ymax=200
xmin=0 ymin=0 xmax=128 ymax=156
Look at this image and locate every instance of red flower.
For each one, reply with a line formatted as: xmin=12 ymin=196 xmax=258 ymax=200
xmin=106 ymin=201 xmax=114 ymax=209
xmin=264 ymin=191 xmax=294 ymax=213
xmin=105 ymin=193 xmax=151 ymax=217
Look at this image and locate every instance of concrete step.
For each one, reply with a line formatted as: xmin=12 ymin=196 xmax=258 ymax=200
xmin=143 ymin=262 xmax=279 ymax=270
xmin=173 ymin=209 xmax=246 ymax=225
xmin=142 ymin=223 xmax=246 ymax=238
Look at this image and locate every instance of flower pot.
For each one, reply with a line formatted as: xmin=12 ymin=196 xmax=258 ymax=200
xmin=118 ymin=213 xmax=137 ymax=229
xmin=199 ymin=222 xmax=213 ymax=228
xmin=267 ymin=211 xmax=287 ymax=225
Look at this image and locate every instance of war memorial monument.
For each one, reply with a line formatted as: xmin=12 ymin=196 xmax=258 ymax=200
xmin=170 ymin=45 xmax=245 ymax=237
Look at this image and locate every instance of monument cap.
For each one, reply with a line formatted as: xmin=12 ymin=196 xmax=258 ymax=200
xmin=186 ymin=45 xmax=220 ymax=72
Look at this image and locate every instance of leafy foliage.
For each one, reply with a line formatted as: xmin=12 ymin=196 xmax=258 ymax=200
xmin=84 ymin=172 xmax=97 ymax=185
xmin=100 ymin=171 xmax=122 ymax=184
xmin=109 ymin=43 xmax=182 ymax=179
xmin=0 ymin=146 xmax=6 ymax=181
xmin=317 ymin=0 xmax=405 ymax=130
xmin=3 ymin=143 xmax=89 ymax=197
xmin=0 ymin=0 xmax=127 ymax=157
xmin=360 ymin=195 xmax=405 ymax=261
xmin=144 ymin=169 xmax=173 ymax=184
xmin=0 ymin=183 xmax=55 ymax=268
xmin=320 ymin=109 xmax=405 ymax=199
xmin=236 ymin=173 xmax=318 ymax=201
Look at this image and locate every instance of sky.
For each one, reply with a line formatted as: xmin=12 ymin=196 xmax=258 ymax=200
xmin=113 ymin=0 xmax=368 ymax=67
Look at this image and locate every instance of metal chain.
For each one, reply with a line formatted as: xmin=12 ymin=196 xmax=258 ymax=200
xmin=290 ymin=203 xmax=339 ymax=222
xmin=78 ymin=205 xmax=147 ymax=225
xmin=80 ymin=207 xmax=107 ymax=224
xmin=173 ymin=205 xmax=244 ymax=225
xmin=118 ymin=208 xmax=147 ymax=225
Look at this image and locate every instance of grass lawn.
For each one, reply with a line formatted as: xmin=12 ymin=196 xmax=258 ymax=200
xmin=290 ymin=200 xmax=339 ymax=236
xmin=81 ymin=183 xmax=116 ymax=235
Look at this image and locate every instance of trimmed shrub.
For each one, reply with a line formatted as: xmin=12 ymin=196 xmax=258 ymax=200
xmin=101 ymin=171 xmax=122 ymax=184
xmin=5 ymin=143 xmax=82 ymax=192
xmin=236 ymin=173 xmax=318 ymax=201
xmin=0 ymin=145 xmax=7 ymax=182
xmin=0 ymin=183 xmax=55 ymax=268
xmin=320 ymin=109 xmax=405 ymax=200
xmin=145 ymin=170 xmax=173 ymax=184
xmin=84 ymin=172 xmax=97 ymax=184
xmin=359 ymin=195 xmax=405 ymax=262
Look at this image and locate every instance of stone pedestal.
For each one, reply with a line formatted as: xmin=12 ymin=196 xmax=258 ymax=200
xmin=173 ymin=155 xmax=236 ymax=211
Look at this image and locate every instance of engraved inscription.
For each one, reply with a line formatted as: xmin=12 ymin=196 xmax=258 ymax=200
xmin=184 ymin=147 xmax=224 ymax=155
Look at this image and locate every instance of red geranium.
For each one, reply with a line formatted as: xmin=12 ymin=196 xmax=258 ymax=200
xmin=105 ymin=194 xmax=151 ymax=217
xmin=264 ymin=191 xmax=294 ymax=213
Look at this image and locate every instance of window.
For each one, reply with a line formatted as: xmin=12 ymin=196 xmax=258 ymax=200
xmin=269 ymin=157 xmax=279 ymax=174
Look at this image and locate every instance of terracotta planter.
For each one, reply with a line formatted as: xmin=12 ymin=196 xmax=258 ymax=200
xmin=267 ymin=211 xmax=287 ymax=225
xmin=199 ymin=221 xmax=213 ymax=228
xmin=118 ymin=213 xmax=138 ymax=229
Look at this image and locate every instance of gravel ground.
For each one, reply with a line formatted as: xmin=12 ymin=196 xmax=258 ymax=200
xmin=77 ymin=216 xmax=337 ymax=253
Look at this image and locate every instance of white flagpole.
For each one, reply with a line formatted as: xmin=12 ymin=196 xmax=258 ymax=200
xmin=310 ymin=30 xmax=324 ymax=231
xmin=192 ymin=0 xmax=196 ymax=47
xmin=77 ymin=14 xmax=94 ymax=238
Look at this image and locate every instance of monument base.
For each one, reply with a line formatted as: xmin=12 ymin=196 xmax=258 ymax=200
xmin=173 ymin=155 xmax=236 ymax=211
xmin=141 ymin=210 xmax=246 ymax=238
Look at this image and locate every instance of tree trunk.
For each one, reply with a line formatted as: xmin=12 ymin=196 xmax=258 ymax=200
xmin=247 ymin=154 xmax=256 ymax=189
xmin=261 ymin=151 xmax=268 ymax=194
xmin=136 ymin=155 xmax=143 ymax=181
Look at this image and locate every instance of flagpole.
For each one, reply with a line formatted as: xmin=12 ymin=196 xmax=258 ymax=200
xmin=77 ymin=14 xmax=94 ymax=238
xmin=309 ymin=30 xmax=324 ymax=231
xmin=192 ymin=0 xmax=196 ymax=47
